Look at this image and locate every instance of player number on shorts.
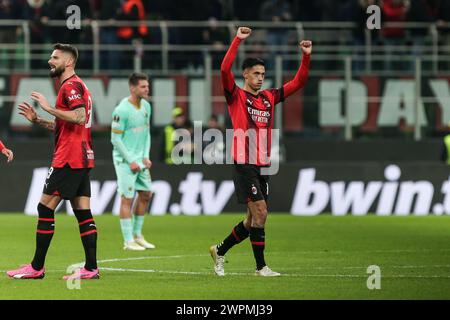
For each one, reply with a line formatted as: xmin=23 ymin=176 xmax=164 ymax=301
xmin=85 ymin=96 xmax=93 ymax=128
xmin=47 ymin=167 xmax=54 ymax=180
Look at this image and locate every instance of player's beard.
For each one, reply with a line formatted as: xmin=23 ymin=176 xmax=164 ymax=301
xmin=139 ymin=93 xmax=149 ymax=100
xmin=49 ymin=65 xmax=65 ymax=78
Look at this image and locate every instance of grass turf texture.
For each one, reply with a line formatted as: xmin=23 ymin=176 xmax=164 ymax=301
xmin=0 ymin=213 xmax=449 ymax=300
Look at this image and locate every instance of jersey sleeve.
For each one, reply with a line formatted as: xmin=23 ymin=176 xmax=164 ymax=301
xmin=111 ymin=107 xmax=127 ymax=134
xmin=145 ymin=103 xmax=151 ymax=158
xmin=62 ymin=81 xmax=86 ymax=110
xmin=111 ymin=107 xmax=135 ymax=164
xmin=267 ymin=87 xmax=285 ymax=105
xmin=221 ymin=37 xmax=241 ymax=105
xmin=0 ymin=140 xmax=5 ymax=152
xmin=283 ymin=54 xmax=310 ymax=99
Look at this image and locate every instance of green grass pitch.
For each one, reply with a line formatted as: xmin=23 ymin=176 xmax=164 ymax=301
xmin=0 ymin=213 xmax=450 ymax=300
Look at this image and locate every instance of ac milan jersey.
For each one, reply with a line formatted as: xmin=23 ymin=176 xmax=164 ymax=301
xmin=52 ymin=74 xmax=94 ymax=169
xmin=225 ymin=85 xmax=283 ymax=166
xmin=221 ymin=36 xmax=310 ymax=167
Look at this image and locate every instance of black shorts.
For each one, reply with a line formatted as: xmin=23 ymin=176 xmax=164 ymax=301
xmin=43 ymin=164 xmax=91 ymax=200
xmin=233 ymin=163 xmax=270 ymax=204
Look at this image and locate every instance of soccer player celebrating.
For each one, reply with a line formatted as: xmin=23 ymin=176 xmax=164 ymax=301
xmin=111 ymin=73 xmax=155 ymax=251
xmin=210 ymin=27 xmax=311 ymax=276
xmin=7 ymin=44 xmax=98 ymax=280
xmin=0 ymin=140 xmax=13 ymax=163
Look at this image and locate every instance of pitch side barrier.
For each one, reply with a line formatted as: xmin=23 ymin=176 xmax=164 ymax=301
xmin=1 ymin=162 xmax=450 ymax=216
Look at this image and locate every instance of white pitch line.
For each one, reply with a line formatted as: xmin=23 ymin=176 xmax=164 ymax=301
xmin=2 ymin=267 xmax=450 ymax=279
xmin=65 ymin=251 xmax=450 ymax=279
xmin=97 ymin=254 xmax=206 ymax=264
xmin=99 ymin=267 xmax=450 ymax=279
xmin=66 ymin=248 xmax=450 ymax=269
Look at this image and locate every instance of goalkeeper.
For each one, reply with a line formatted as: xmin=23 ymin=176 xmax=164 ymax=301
xmin=111 ymin=72 xmax=155 ymax=251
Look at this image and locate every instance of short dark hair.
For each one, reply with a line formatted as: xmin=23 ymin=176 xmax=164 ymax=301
xmin=242 ymin=57 xmax=265 ymax=70
xmin=53 ymin=43 xmax=78 ymax=64
xmin=129 ymin=72 xmax=149 ymax=86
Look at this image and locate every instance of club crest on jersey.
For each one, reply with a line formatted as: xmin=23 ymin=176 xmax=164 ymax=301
xmin=251 ymin=184 xmax=258 ymax=195
xmin=262 ymin=98 xmax=271 ymax=109
xmin=113 ymin=115 xmax=120 ymax=122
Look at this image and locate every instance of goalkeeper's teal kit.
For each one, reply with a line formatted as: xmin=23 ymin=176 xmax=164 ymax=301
xmin=111 ymin=97 xmax=152 ymax=198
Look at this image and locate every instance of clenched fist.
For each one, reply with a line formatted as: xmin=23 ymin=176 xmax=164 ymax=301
xmin=300 ymin=40 xmax=312 ymax=55
xmin=237 ymin=27 xmax=252 ymax=40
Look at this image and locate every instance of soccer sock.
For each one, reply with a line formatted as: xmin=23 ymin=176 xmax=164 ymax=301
xmin=120 ymin=218 xmax=133 ymax=242
xmin=74 ymin=209 xmax=98 ymax=271
xmin=132 ymin=215 xmax=145 ymax=238
xmin=250 ymin=227 xmax=266 ymax=270
xmin=217 ymin=221 xmax=249 ymax=256
xmin=31 ymin=203 xmax=55 ymax=271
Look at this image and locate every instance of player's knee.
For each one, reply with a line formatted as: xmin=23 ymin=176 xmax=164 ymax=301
xmin=250 ymin=203 xmax=267 ymax=226
xmin=121 ymin=196 xmax=134 ymax=206
xmin=256 ymin=203 xmax=268 ymax=217
xmin=139 ymin=191 xmax=152 ymax=203
xmin=253 ymin=215 xmax=267 ymax=227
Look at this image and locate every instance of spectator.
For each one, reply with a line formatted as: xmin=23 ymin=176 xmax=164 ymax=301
xmin=0 ymin=0 xmax=21 ymax=70
xmin=232 ymin=0 xmax=261 ymax=20
xmin=48 ymin=0 xmax=92 ymax=44
xmin=259 ymin=0 xmax=293 ymax=70
xmin=117 ymin=0 xmax=148 ymax=70
xmin=441 ymin=130 xmax=450 ymax=163
xmin=202 ymin=17 xmax=228 ymax=69
xmin=381 ymin=0 xmax=410 ymax=72
xmin=350 ymin=0 xmax=380 ymax=73
xmin=407 ymin=0 xmax=438 ymax=72
xmin=162 ymin=107 xmax=194 ymax=164
xmin=98 ymin=0 xmax=121 ymax=71
xmin=437 ymin=0 xmax=450 ymax=70
xmin=23 ymin=0 xmax=51 ymax=69
xmin=203 ymin=114 xmax=225 ymax=164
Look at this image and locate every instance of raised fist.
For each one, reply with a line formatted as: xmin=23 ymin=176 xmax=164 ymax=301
xmin=300 ymin=40 xmax=312 ymax=55
xmin=237 ymin=27 xmax=252 ymax=40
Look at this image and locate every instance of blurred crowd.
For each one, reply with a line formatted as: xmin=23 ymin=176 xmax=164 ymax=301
xmin=1 ymin=0 xmax=450 ymax=71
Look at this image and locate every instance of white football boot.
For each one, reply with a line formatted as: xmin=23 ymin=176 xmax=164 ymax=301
xmin=255 ymin=266 xmax=281 ymax=277
xmin=134 ymin=236 xmax=156 ymax=249
xmin=209 ymin=245 xmax=225 ymax=276
xmin=123 ymin=240 xmax=146 ymax=251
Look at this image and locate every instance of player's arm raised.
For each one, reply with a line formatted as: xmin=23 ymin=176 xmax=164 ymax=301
xmin=221 ymin=27 xmax=252 ymax=92
xmin=283 ymin=40 xmax=312 ymax=99
xmin=18 ymin=102 xmax=56 ymax=131
xmin=30 ymin=91 xmax=86 ymax=126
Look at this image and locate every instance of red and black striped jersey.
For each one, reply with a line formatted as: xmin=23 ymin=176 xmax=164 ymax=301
xmin=221 ymin=36 xmax=310 ymax=166
xmin=52 ymin=74 xmax=94 ymax=169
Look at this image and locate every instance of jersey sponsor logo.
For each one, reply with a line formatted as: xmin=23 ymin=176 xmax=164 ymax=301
xmin=68 ymin=93 xmax=82 ymax=101
xmin=131 ymin=125 xmax=148 ymax=133
xmin=247 ymin=107 xmax=270 ymax=124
